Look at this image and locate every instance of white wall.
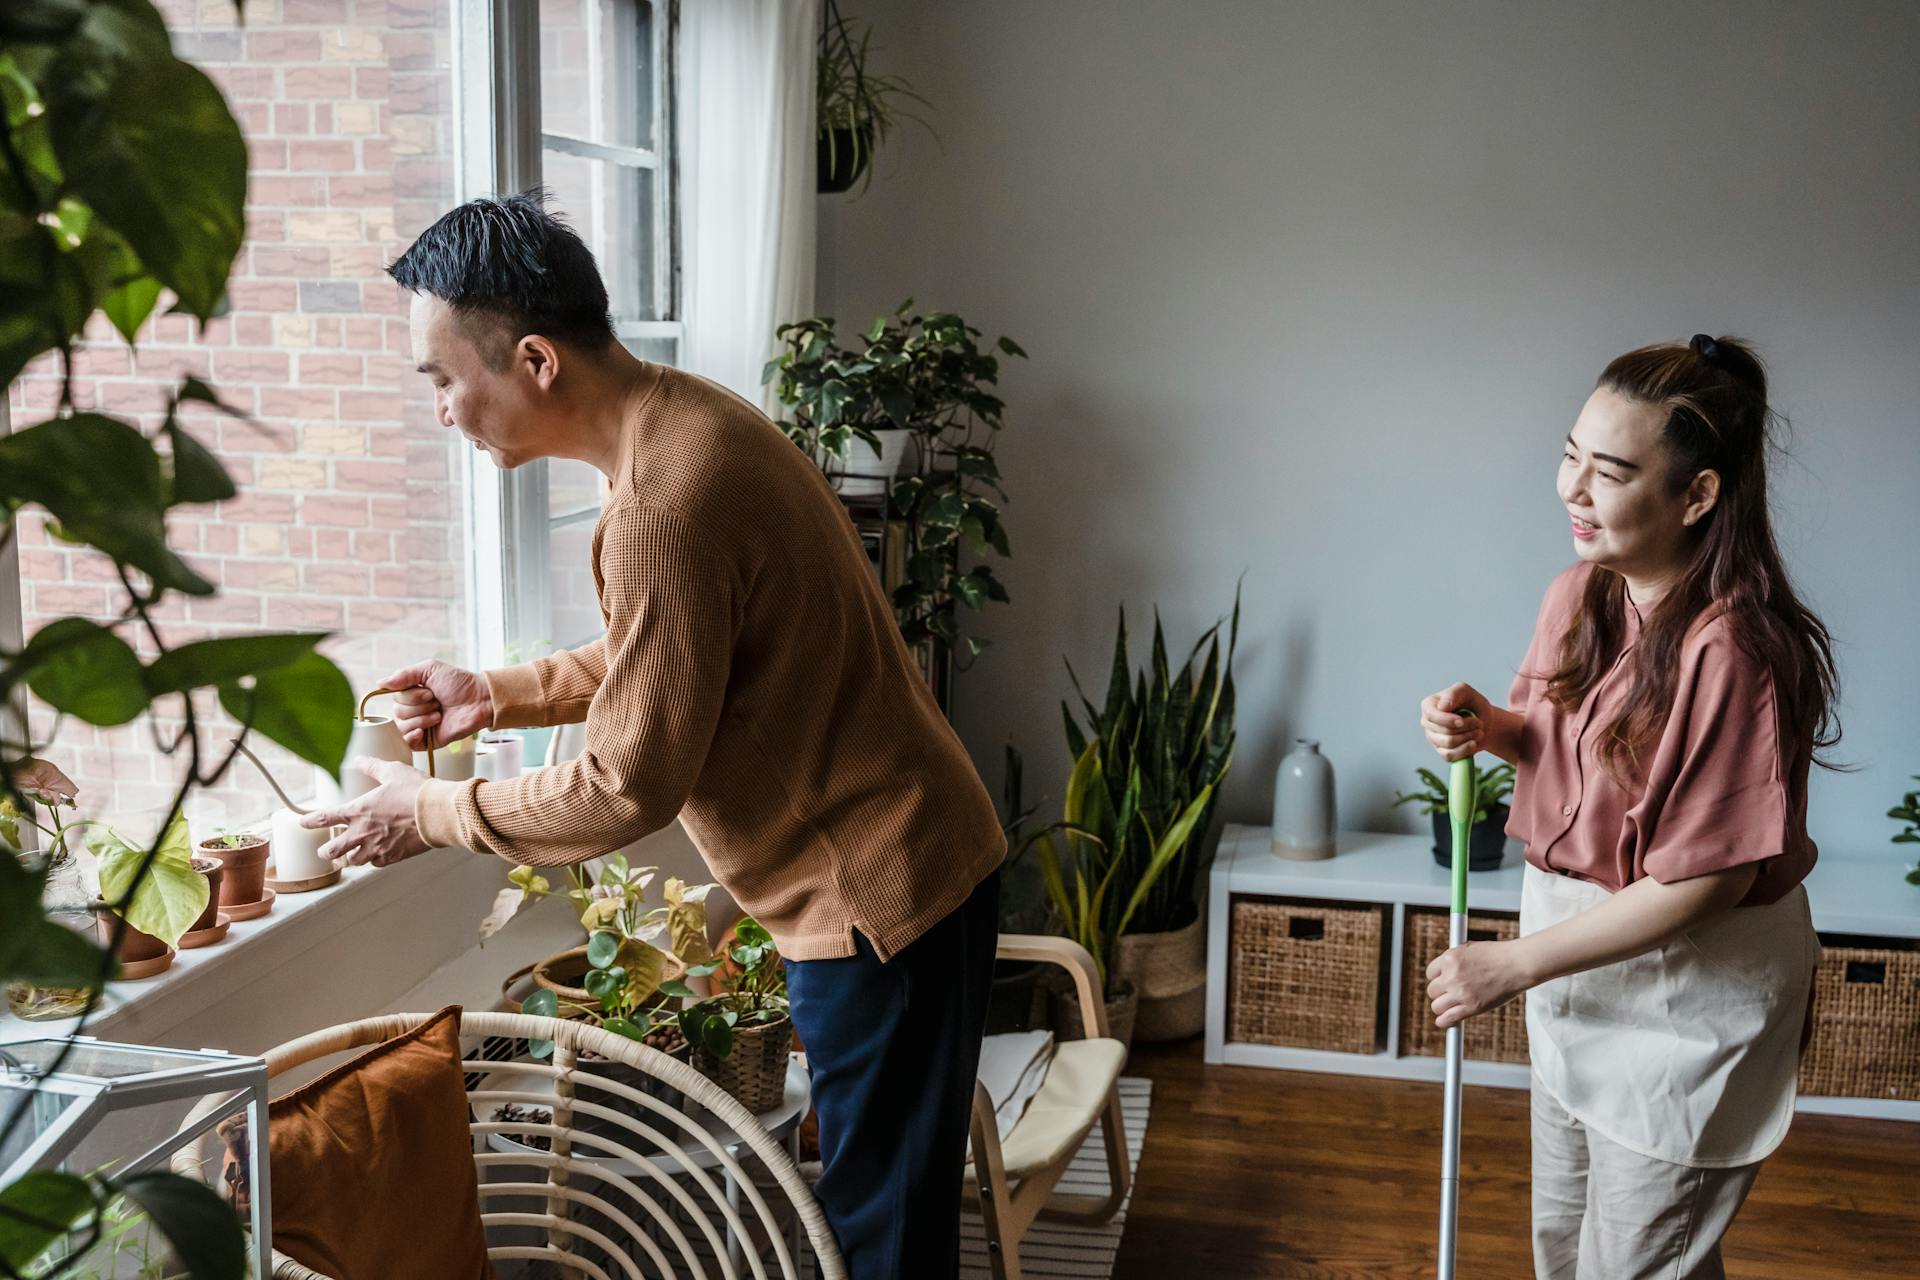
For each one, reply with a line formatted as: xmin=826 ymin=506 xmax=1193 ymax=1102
xmin=819 ymin=0 xmax=1920 ymax=858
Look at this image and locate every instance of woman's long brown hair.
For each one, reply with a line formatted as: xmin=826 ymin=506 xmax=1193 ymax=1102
xmin=1546 ymin=337 xmax=1840 ymax=785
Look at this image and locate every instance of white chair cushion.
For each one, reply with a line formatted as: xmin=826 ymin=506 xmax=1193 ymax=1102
xmin=967 ymin=1037 xmax=1126 ymax=1183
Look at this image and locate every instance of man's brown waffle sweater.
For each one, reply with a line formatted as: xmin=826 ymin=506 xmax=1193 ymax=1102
xmin=416 ymin=363 xmax=1005 ymax=960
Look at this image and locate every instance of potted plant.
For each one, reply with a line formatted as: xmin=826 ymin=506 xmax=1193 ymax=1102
xmin=4 ymin=761 xmax=100 ymax=1018
xmin=1890 ymin=774 xmax=1920 ymax=885
xmin=1393 ymin=762 xmax=1517 ymax=871
xmin=668 ymin=917 xmax=793 ymax=1113
xmin=88 ymin=813 xmax=211 ymax=980
xmin=194 ymin=826 xmax=270 ymax=914
xmin=1034 ymin=595 xmax=1240 ymax=1045
xmin=816 ymin=2 xmax=932 ymax=194
xmin=765 ymin=304 xmax=1026 ymax=676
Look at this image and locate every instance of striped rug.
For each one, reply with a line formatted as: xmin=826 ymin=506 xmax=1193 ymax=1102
xmin=959 ymin=1076 xmax=1152 ymax=1279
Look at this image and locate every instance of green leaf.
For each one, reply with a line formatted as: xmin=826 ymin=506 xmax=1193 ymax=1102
xmin=164 ymin=421 xmax=235 ymax=504
xmin=145 ymin=633 xmax=325 ymax=696
xmin=0 ymin=413 xmax=214 ymax=595
xmin=657 ymin=978 xmax=696 ymax=1000
xmin=603 ymin=1016 xmax=647 ymax=1041
xmin=47 ymin=10 xmax=246 ymax=320
xmin=9 ymin=916 xmax=110 ymax=989
xmin=523 ymin=986 xmax=558 ymax=1058
xmin=117 ymin=1171 xmax=244 ymax=1280
xmin=218 ymin=651 xmax=353 ymax=774
xmin=41 ymin=195 xmax=93 ymax=250
xmin=997 ymin=335 xmax=1028 ymax=358
xmin=102 ymin=272 xmax=162 ymax=343
xmin=0 ymin=1171 xmax=95 ymax=1269
xmin=17 ymin=618 xmax=148 ymax=726
xmin=94 ymin=812 xmax=206 ymax=947
xmin=586 ymin=929 xmax=620 ymax=969
xmin=702 ymin=1012 xmax=734 ymax=1058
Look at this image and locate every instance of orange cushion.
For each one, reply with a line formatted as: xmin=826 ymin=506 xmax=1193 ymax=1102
xmin=263 ymin=1006 xmax=494 ymax=1280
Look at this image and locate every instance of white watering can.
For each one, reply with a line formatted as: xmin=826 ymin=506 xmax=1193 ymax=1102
xmin=234 ymin=687 xmax=438 ymax=878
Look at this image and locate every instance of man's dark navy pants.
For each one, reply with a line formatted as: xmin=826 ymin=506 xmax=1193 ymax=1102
xmin=785 ymin=872 xmax=999 ymax=1280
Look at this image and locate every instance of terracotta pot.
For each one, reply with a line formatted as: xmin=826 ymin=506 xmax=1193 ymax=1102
xmin=188 ymin=858 xmax=225 ymax=933
xmin=196 ymin=834 xmax=269 ymax=906
xmin=1049 ymin=975 xmax=1138 ymax=1052
xmin=530 ymin=945 xmax=687 ymax=1013
xmin=92 ymin=904 xmax=170 ymax=973
xmin=1113 ymin=915 xmax=1208 ymax=1042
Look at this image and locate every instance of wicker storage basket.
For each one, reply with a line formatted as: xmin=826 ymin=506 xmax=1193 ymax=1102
xmin=1228 ymin=896 xmax=1387 ymax=1053
xmin=693 ymin=1012 xmax=795 ymax=1113
xmin=1399 ymin=908 xmax=1530 ymax=1063
xmin=1797 ymin=938 xmax=1920 ymax=1100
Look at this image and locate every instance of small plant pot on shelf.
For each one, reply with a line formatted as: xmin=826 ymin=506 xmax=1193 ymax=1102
xmin=196 ymin=833 xmax=271 ymax=907
xmin=92 ymin=904 xmax=174 ymax=980
xmin=179 ymin=858 xmax=230 ymax=949
xmin=691 ymin=1015 xmax=794 ymax=1114
xmin=1047 ymin=974 xmax=1138 ymax=1051
xmin=1428 ymin=805 xmax=1511 ymax=872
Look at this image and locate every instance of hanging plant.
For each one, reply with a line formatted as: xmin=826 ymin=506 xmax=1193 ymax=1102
xmin=816 ymin=1 xmax=933 ymax=194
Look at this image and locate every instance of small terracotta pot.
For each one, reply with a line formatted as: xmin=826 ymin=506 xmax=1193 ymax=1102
xmin=196 ymin=834 xmax=269 ymax=906
xmin=93 ymin=904 xmax=168 ymax=964
xmin=188 ymin=858 xmax=225 ymax=933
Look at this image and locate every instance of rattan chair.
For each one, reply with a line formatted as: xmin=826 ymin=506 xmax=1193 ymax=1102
xmin=176 ymin=1010 xmax=846 ymax=1280
xmin=964 ymin=935 xmax=1132 ymax=1280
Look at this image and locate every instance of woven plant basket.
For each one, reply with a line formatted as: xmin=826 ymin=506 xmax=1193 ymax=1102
xmin=1114 ymin=915 xmax=1207 ymax=1042
xmin=1228 ymin=896 xmax=1386 ymax=1053
xmin=693 ymin=1012 xmax=794 ymax=1113
xmin=1399 ymin=908 xmax=1529 ymax=1063
xmin=1797 ymin=939 xmax=1920 ymax=1100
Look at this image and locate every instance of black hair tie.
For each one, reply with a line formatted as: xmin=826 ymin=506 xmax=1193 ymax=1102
xmin=1690 ymin=333 xmax=1723 ymax=364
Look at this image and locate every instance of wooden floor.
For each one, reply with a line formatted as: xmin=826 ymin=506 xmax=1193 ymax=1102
xmin=1112 ymin=1041 xmax=1919 ymax=1279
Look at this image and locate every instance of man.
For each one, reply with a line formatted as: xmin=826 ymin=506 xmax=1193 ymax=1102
xmin=305 ymin=192 xmax=1005 ymax=1278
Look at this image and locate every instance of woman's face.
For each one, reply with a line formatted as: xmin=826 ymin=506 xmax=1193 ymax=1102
xmin=1558 ymin=387 xmax=1713 ymax=598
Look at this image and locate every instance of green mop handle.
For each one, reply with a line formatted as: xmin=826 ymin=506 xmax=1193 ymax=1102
xmin=1438 ymin=718 xmax=1476 ymax=1280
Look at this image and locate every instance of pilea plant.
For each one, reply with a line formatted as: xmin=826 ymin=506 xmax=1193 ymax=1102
xmin=764 ymin=302 xmax=1025 ymax=667
xmin=668 ymin=917 xmax=787 ymax=1062
xmin=2 ymin=3 xmax=355 ymax=1275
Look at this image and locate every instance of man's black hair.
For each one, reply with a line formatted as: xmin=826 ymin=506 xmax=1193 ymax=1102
xmin=388 ymin=189 xmax=616 ymax=366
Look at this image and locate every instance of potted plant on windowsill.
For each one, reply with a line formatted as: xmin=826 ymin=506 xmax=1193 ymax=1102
xmin=195 ymin=827 xmax=271 ymax=916
xmin=669 ymin=917 xmax=793 ymax=1114
xmin=816 ymin=2 xmax=931 ymax=194
xmin=5 ymin=761 xmax=101 ymax=1017
xmin=1393 ymin=762 xmax=1517 ymax=871
xmin=88 ymin=813 xmax=210 ymax=980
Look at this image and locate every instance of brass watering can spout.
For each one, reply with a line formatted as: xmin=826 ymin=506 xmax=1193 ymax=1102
xmin=231 ymin=685 xmax=436 ymax=815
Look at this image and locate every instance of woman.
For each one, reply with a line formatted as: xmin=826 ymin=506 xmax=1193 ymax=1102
xmin=1419 ymin=335 xmax=1837 ymax=1279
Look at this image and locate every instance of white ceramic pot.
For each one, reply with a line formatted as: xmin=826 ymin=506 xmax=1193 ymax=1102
xmin=420 ymin=742 xmax=476 ymax=782
xmin=271 ymin=807 xmax=335 ymax=880
xmin=828 ymin=429 xmax=911 ymax=498
xmin=476 ymin=734 xmax=523 ymax=781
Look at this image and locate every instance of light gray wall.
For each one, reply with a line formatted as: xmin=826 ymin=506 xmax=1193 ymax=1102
xmin=818 ymin=1 xmax=1920 ymax=859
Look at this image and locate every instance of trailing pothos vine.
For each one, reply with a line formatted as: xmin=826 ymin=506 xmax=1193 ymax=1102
xmin=765 ymin=301 xmax=1025 ymax=667
xmin=1 ymin=3 xmax=355 ymax=1277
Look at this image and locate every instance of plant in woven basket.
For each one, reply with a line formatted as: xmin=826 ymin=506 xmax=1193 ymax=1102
xmin=670 ymin=917 xmax=789 ymax=1062
xmin=1032 ymin=593 xmax=1240 ymax=994
xmin=1890 ymin=774 xmax=1920 ymax=885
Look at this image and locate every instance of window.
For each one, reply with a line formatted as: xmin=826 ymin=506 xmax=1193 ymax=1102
xmin=459 ymin=0 xmax=680 ymax=663
xmin=5 ymin=1 xmax=467 ymax=828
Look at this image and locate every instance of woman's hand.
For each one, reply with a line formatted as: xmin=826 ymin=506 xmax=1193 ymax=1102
xmin=379 ymin=660 xmax=495 ymax=750
xmin=1420 ymin=682 xmax=1493 ymax=761
xmin=1427 ymin=938 xmax=1534 ymax=1029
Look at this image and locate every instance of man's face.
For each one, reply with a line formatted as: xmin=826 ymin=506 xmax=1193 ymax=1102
xmin=409 ymin=292 xmax=545 ymax=469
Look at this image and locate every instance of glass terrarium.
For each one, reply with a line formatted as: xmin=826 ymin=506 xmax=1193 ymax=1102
xmin=0 ymin=1036 xmax=273 ymax=1275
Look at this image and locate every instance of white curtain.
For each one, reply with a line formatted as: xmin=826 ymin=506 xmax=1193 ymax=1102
xmin=679 ymin=0 xmax=821 ymax=413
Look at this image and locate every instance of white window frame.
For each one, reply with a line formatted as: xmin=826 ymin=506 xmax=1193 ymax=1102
xmin=453 ymin=0 xmax=680 ymax=668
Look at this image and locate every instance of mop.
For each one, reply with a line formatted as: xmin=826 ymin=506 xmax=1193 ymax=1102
xmin=1436 ymin=739 xmax=1475 ymax=1279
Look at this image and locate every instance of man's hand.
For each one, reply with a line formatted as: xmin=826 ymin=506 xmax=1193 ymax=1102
xmin=380 ymin=659 xmax=495 ymax=751
xmin=302 ymin=758 xmax=433 ymax=868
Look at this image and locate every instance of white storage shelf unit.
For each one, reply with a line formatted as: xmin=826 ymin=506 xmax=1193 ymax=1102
xmin=1204 ymin=824 xmax=1920 ymax=1123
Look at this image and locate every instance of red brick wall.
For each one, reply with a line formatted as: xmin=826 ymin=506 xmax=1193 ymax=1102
xmin=7 ymin=0 xmax=466 ymax=832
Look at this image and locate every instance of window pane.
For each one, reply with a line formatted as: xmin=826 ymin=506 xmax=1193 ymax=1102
xmin=7 ymin=1 xmax=465 ymax=833
xmin=548 ymin=458 xmax=606 ymax=520
xmin=539 ymin=0 xmax=654 ymax=153
xmin=547 ymin=517 xmax=604 ymax=650
xmin=542 ymin=150 xmax=656 ymax=322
